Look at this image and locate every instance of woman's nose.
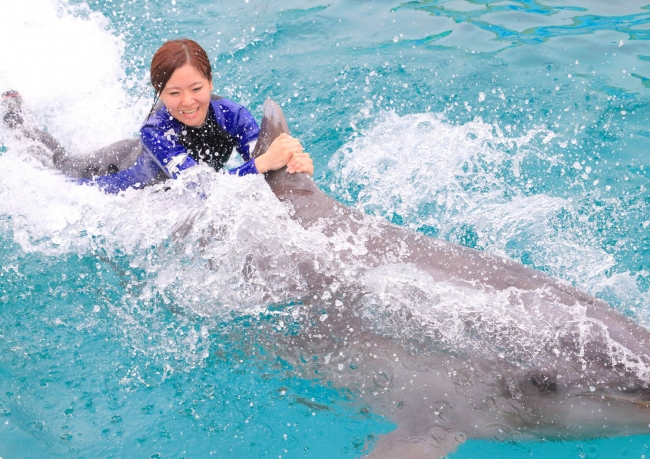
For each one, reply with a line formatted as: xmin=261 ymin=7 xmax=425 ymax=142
xmin=182 ymin=91 xmax=194 ymax=105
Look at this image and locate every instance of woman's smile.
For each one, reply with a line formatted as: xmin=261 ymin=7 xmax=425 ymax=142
xmin=179 ymin=107 xmax=200 ymax=120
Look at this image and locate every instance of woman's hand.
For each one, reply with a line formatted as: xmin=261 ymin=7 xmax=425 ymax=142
xmin=254 ymin=133 xmax=313 ymax=176
xmin=287 ymin=150 xmax=313 ymax=175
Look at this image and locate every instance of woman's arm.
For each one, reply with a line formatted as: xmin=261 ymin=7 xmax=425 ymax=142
xmin=80 ymin=110 xmax=196 ymax=194
xmin=77 ymin=151 xmax=166 ymax=194
xmin=215 ymin=99 xmax=313 ymax=176
xmin=211 ymin=99 xmax=259 ymax=176
xmin=140 ymin=117 xmax=198 ymax=178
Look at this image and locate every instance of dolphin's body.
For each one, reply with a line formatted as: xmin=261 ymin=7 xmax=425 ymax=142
xmin=28 ymin=99 xmax=650 ymax=458
xmin=248 ymin=100 xmax=650 ymax=458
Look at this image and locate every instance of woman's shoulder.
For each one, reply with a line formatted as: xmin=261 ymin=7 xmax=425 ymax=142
xmin=210 ymin=95 xmax=250 ymax=114
xmin=209 ymin=96 xmax=259 ymax=140
xmin=210 ymin=96 xmax=256 ymax=132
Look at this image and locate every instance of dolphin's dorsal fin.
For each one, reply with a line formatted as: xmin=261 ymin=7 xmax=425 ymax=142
xmin=251 ymin=99 xmax=321 ymax=204
xmin=251 ymin=99 xmax=374 ymax=233
xmin=251 ymin=98 xmax=291 ymax=159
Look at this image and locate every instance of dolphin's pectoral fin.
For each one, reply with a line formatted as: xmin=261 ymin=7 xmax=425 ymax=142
xmin=364 ymin=427 xmax=466 ymax=459
xmin=529 ymin=369 xmax=558 ymax=394
xmin=620 ymin=396 xmax=650 ymax=408
xmin=583 ymin=394 xmax=650 ymax=408
xmin=499 ymin=369 xmax=559 ymax=400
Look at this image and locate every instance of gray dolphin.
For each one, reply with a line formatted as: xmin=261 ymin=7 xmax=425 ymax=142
xmin=248 ymin=99 xmax=650 ymax=458
xmin=15 ymin=98 xmax=650 ymax=458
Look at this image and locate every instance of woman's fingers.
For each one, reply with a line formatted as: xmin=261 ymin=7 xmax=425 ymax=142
xmin=287 ymin=151 xmax=314 ymax=176
xmin=275 ymin=134 xmax=303 ymax=156
xmin=255 ymin=134 xmax=308 ymax=174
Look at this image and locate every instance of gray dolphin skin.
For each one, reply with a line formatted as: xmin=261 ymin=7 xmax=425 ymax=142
xmin=23 ymin=98 xmax=650 ymax=458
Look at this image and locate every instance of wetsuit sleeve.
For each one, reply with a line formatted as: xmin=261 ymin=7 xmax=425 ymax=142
xmin=214 ymin=100 xmax=260 ymax=176
xmin=72 ymin=107 xmax=193 ymax=194
xmin=76 ymin=152 xmax=165 ymax=194
xmin=228 ymin=159 xmax=258 ymax=176
xmin=77 ymin=111 xmax=196 ymax=194
xmin=140 ymin=123 xmax=197 ymax=178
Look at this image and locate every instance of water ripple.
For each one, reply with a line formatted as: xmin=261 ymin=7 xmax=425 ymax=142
xmin=395 ymin=0 xmax=650 ymax=51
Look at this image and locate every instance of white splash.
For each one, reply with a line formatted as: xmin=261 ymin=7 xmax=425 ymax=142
xmin=0 ymin=0 xmax=146 ymax=153
xmin=329 ymin=110 xmax=642 ymax=317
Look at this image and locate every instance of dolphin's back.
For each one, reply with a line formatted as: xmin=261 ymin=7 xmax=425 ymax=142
xmin=54 ymin=138 xmax=143 ymax=178
xmin=251 ymin=99 xmax=650 ymax=459
xmin=253 ymin=98 xmax=650 ymax=373
xmin=251 ymin=100 xmax=602 ymax=294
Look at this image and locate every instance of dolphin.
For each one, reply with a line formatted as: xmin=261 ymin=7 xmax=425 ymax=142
xmin=16 ymin=98 xmax=650 ymax=458
xmin=247 ymin=99 xmax=650 ymax=458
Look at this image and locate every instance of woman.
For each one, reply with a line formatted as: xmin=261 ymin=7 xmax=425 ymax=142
xmin=2 ymin=39 xmax=313 ymax=193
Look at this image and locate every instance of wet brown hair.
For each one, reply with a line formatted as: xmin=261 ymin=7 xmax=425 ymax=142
xmin=151 ymin=39 xmax=212 ymax=94
xmin=147 ymin=39 xmax=212 ymax=119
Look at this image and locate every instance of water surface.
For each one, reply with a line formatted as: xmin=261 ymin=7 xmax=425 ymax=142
xmin=0 ymin=0 xmax=648 ymax=457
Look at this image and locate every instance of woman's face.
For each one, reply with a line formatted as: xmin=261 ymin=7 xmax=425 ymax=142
xmin=159 ymin=63 xmax=214 ymax=127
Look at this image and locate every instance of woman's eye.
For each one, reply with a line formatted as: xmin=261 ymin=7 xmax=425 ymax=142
xmin=193 ymin=87 xmax=202 ymax=92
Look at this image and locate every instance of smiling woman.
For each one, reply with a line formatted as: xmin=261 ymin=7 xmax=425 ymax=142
xmin=159 ymin=63 xmax=214 ymax=125
xmin=152 ymin=40 xmax=215 ymax=127
xmin=2 ymin=38 xmax=314 ymax=193
xmin=141 ymin=39 xmax=313 ymax=180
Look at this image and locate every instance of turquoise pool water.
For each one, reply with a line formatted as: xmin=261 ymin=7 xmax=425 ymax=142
xmin=0 ymin=0 xmax=648 ymax=457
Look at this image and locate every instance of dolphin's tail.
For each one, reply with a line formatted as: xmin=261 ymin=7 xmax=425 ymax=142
xmin=2 ymin=89 xmax=70 ymax=168
xmin=2 ymin=89 xmax=144 ymax=178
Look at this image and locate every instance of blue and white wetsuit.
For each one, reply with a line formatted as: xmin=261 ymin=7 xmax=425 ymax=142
xmin=85 ymin=97 xmax=259 ymax=194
